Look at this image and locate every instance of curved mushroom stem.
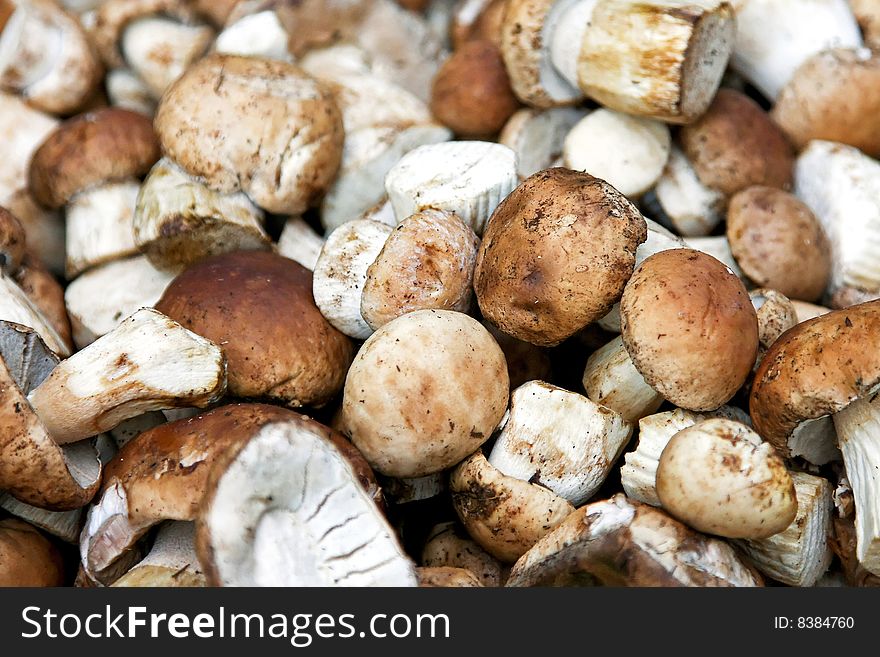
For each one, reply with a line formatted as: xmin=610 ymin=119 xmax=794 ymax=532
xmin=26 ymin=308 xmax=226 ymax=444
xmin=832 ymin=391 xmax=880 ymax=576
xmin=112 ymin=522 xmax=205 ymax=587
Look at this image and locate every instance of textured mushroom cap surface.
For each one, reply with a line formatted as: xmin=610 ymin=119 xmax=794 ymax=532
xmin=155 ymin=250 xmax=353 ymax=408
xmin=154 ymin=54 xmax=344 ymax=215
xmin=727 ymin=186 xmax=831 ymax=302
xmin=620 ymin=248 xmax=758 ymax=411
xmin=772 ymin=48 xmax=880 ymax=157
xmin=0 ymin=206 xmax=26 ymax=274
xmin=28 ymin=108 xmax=160 ymax=209
xmin=750 ymin=300 xmax=880 ymax=456
xmin=656 ymin=418 xmax=797 ymax=539
xmin=342 ymin=309 xmax=509 ymax=478
xmin=475 ymin=168 xmax=647 ymax=346
xmin=679 ymin=89 xmax=794 ymax=196
xmin=417 ymin=566 xmax=484 ymax=587
xmin=0 ymin=518 xmax=65 ymax=587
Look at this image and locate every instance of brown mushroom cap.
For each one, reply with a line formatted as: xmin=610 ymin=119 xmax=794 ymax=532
xmin=727 ymin=186 xmax=832 ymax=302
xmin=750 ymin=300 xmax=880 ymax=457
xmin=0 ymin=518 xmax=65 ymax=586
xmin=679 ymin=89 xmax=794 ymax=197
xmin=772 ymin=48 xmax=880 ymax=158
xmin=430 ymin=40 xmax=520 ymax=138
xmin=0 ymin=206 xmax=26 ymax=273
xmin=154 ymin=54 xmax=344 ymax=215
xmin=155 ymin=250 xmax=353 ymax=408
xmin=28 ymin=108 xmax=160 ymax=209
xmin=474 ymin=167 xmax=647 ymax=347
xmin=620 ymin=248 xmax=758 ymax=411
xmin=341 ymin=309 xmax=510 ymax=478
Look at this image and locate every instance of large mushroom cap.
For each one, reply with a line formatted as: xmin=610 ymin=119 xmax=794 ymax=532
xmin=0 ymin=518 xmax=65 ymax=586
xmin=474 ymin=167 xmax=647 ymax=347
xmin=196 ymin=417 xmax=416 ymax=586
xmin=750 ymin=300 xmax=880 ymax=457
xmin=620 ymin=248 xmax=758 ymax=411
xmin=154 ymin=53 xmax=344 ymax=215
xmin=341 ymin=309 xmax=509 ymax=478
xmin=28 ymin=108 xmax=160 ymax=209
xmin=155 ymin=250 xmax=353 ymax=408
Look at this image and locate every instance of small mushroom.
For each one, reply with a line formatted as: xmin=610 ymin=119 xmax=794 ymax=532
xmin=417 ymin=566 xmax=483 ymax=587
xmin=656 ymin=418 xmax=797 ymax=539
xmin=112 ymin=522 xmax=205 ymax=587
xmin=750 ymin=288 xmax=799 ymax=364
xmin=421 ymin=521 xmax=504 ymax=586
xmin=342 ymin=309 xmax=509 ymax=477
xmin=196 ymin=416 xmax=416 ymax=586
xmin=506 ymin=494 xmax=763 ymax=587
xmin=0 ymin=517 xmax=65 ymax=586
xmin=499 ymin=106 xmax=588 ymax=179
xmin=474 ymin=168 xmax=647 ymax=347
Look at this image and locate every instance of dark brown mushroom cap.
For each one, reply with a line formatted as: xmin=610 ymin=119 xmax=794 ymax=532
xmin=155 ymin=250 xmax=353 ymax=408
xmin=679 ymin=89 xmax=794 ymax=196
xmin=28 ymin=108 xmax=160 ymax=209
xmin=772 ymin=48 xmax=880 ymax=158
xmin=103 ymin=403 xmax=378 ymax=527
xmin=750 ymin=300 xmax=880 ymax=457
xmin=620 ymin=248 xmax=758 ymax=411
xmin=0 ymin=518 xmax=65 ymax=587
xmin=727 ymin=186 xmax=832 ymax=302
xmin=474 ymin=167 xmax=647 ymax=347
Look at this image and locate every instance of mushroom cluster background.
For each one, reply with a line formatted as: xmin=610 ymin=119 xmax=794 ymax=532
xmin=0 ymin=0 xmax=877 ymax=588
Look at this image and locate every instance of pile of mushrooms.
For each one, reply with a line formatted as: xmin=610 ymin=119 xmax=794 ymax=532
xmin=0 ymin=0 xmax=878 ymax=589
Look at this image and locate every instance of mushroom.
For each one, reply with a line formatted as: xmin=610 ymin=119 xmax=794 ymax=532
xmin=450 ymin=450 xmax=575 ymax=563
xmin=111 ymin=522 xmax=205 ymax=587
xmin=81 ymin=403 xmax=381 ymax=584
xmin=154 ymin=53 xmax=344 ymax=216
xmin=499 ymin=106 xmax=588 ymax=179
xmin=430 ymin=39 xmax=521 ymax=138
xmin=27 ymin=107 xmax=161 ymax=279
xmin=562 ymin=108 xmax=671 ymax=199
xmin=2 ymin=189 xmax=64 ymax=277
xmin=505 ymin=494 xmax=763 ymax=587
xmin=104 ymin=68 xmax=156 ymax=117
xmin=487 ymin=380 xmax=631 ymax=506
xmin=0 ymin=269 xmax=68 ymax=357
xmin=794 ymin=140 xmax=880 ymax=307
xmin=735 ymin=471 xmax=834 ymax=587
xmin=155 ymin=250 xmax=353 ymax=408
xmin=474 ymin=168 xmax=647 ymax=347
xmin=750 ymin=288 xmax=799 ymax=365
xmin=727 ymin=186 xmax=832 ymax=302
xmin=0 ymin=517 xmax=65 ymax=586
xmin=750 ymin=301 xmax=880 ymax=572
xmin=0 ymin=492 xmax=82 ymax=543
xmin=385 ymin=140 xmax=518 ymax=235
xmin=0 ymin=0 xmax=103 ymax=115
xmin=195 ymin=416 xmax=416 ymax=586
xmin=213 ymin=9 xmax=292 ymax=61
xmin=649 ymin=146 xmax=725 ymax=237
xmin=421 ymin=521 xmax=504 ymax=586
xmin=655 ymin=418 xmax=797 ymax=539
xmin=133 ymin=158 xmax=271 ymax=273
xmin=791 ymin=299 xmax=832 ymax=323
xmin=620 ymin=248 xmax=758 ymax=411
xmin=417 ymin=566 xmax=484 ymax=587
xmin=341 ymin=309 xmax=509 ymax=477
xmin=276 ymin=217 xmax=325 ymax=272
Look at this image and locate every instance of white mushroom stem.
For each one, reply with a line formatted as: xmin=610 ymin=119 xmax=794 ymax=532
xmin=65 ymin=180 xmax=140 ymax=279
xmin=276 ymin=217 xmax=325 ymax=272
xmin=105 ymin=68 xmax=157 ymax=116
xmin=121 ymin=15 xmax=214 ymax=99
xmin=0 ymin=492 xmax=82 ymax=543
xmin=26 ymin=308 xmax=226 ymax=444
xmin=4 ymin=190 xmax=65 ymax=277
xmin=620 ymin=406 xmax=751 ymax=506
xmin=791 ymin=299 xmax=832 ymax=323
xmin=653 ymin=146 xmax=724 ymax=236
xmin=684 ymin=235 xmax=746 ymax=280
xmin=382 ymin=472 xmax=446 ymax=505
xmin=548 ymin=0 xmax=599 ymax=91
xmin=0 ymin=92 xmax=57 ymax=203
xmin=788 ymin=416 xmax=842 ymax=465
xmin=214 ymin=11 xmax=292 ymax=61
xmin=795 ymin=140 xmax=880 ymax=298
xmin=488 ymin=381 xmax=632 ymax=506
xmin=581 ymin=336 xmax=663 ymax=424
xmin=730 ymin=0 xmax=862 ymax=101
xmin=832 ymin=392 xmax=880 ymax=576
xmin=80 ymin=481 xmax=148 ymax=582
xmin=735 ymin=471 xmax=833 ymax=587
xmin=500 ymin=107 xmax=588 ymax=180
xmin=112 ymin=521 xmax=205 ymax=587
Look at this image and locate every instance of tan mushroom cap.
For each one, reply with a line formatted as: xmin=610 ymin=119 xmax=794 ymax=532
xmin=620 ymin=248 xmax=758 ymax=411
xmin=0 ymin=518 xmax=65 ymax=586
xmin=727 ymin=186 xmax=832 ymax=302
xmin=155 ymin=250 xmax=353 ymax=408
xmin=0 ymin=206 xmax=26 ymax=273
xmin=772 ymin=48 xmax=880 ymax=157
xmin=154 ymin=54 xmax=344 ymax=215
xmin=679 ymin=89 xmax=794 ymax=197
xmin=430 ymin=39 xmax=520 ymax=138
xmin=417 ymin=566 xmax=484 ymax=587
xmin=475 ymin=168 xmax=647 ymax=347
xmin=341 ymin=309 xmax=510 ymax=478
xmin=28 ymin=108 xmax=160 ymax=209
xmin=750 ymin=300 xmax=880 ymax=457
xmin=360 ymin=209 xmax=479 ymax=330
